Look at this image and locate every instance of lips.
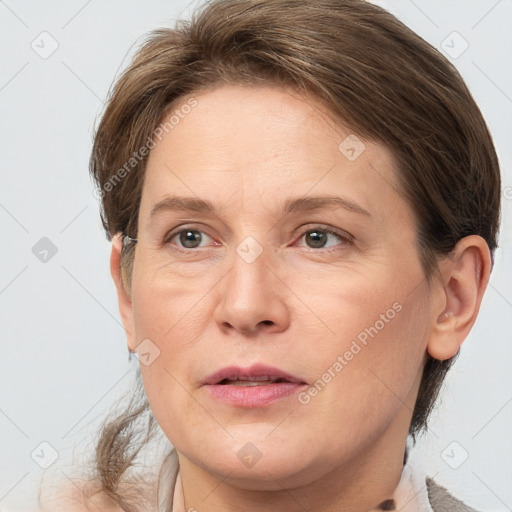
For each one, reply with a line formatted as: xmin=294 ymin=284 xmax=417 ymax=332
xmin=203 ymin=364 xmax=308 ymax=407
xmin=202 ymin=363 xmax=307 ymax=386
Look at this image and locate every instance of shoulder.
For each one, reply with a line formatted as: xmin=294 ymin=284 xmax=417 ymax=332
xmin=62 ymin=503 xmax=123 ymax=512
xmin=38 ymin=479 xmax=126 ymax=512
xmin=426 ymin=477 xmax=481 ymax=512
xmin=39 ymin=470 xmax=160 ymax=512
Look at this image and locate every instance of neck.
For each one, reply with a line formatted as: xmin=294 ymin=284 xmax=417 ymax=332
xmin=175 ymin=423 xmax=410 ymax=512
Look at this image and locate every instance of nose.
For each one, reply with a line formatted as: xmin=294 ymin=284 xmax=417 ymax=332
xmin=213 ymin=248 xmax=290 ymax=336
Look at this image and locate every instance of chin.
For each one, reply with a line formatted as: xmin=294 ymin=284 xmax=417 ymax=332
xmin=183 ymin=438 xmax=329 ymax=491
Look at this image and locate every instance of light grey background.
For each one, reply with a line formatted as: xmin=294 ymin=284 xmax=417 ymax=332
xmin=0 ymin=1 xmax=511 ymax=510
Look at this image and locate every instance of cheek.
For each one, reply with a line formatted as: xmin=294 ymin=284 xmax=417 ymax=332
xmin=131 ymin=256 xmax=215 ymax=341
xmin=130 ymin=266 xmax=219 ymax=440
xmin=289 ymin=258 xmax=426 ymax=361
xmin=139 ymin=362 xmax=202 ymax=435
xmin=291 ymin=264 xmax=429 ymax=423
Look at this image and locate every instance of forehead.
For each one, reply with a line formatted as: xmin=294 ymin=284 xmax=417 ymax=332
xmin=139 ymin=84 xmax=406 ymax=224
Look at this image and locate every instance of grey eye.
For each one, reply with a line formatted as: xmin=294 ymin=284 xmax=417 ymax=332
xmin=304 ymin=230 xmax=329 ymax=248
xmin=178 ymin=230 xmax=204 ymax=248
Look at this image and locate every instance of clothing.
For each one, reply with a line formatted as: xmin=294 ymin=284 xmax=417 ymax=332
xmin=156 ymin=448 xmax=479 ymax=512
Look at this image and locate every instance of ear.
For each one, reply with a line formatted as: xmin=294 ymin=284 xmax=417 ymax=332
xmin=110 ymin=233 xmax=137 ymax=352
xmin=427 ymin=235 xmax=492 ymax=361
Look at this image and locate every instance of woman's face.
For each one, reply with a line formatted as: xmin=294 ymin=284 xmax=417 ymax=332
xmin=125 ymin=84 xmax=439 ymax=489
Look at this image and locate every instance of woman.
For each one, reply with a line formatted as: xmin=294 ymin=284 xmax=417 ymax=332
xmin=48 ymin=0 xmax=501 ymax=510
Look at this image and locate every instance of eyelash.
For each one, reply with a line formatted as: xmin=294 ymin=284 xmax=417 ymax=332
xmin=163 ymin=225 xmax=354 ymax=253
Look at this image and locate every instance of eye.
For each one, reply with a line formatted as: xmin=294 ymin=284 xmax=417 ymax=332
xmin=165 ymin=228 xmax=216 ymax=250
xmin=296 ymin=226 xmax=353 ymax=250
xmin=163 ymin=225 xmax=353 ymax=252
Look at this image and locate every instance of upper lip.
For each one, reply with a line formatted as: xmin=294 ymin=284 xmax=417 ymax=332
xmin=202 ymin=364 xmax=307 ymax=385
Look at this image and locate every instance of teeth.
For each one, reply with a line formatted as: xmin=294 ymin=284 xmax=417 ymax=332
xmin=218 ymin=376 xmax=291 ymax=385
xmin=225 ymin=380 xmax=276 ymax=386
xmin=226 ymin=375 xmax=273 ymax=382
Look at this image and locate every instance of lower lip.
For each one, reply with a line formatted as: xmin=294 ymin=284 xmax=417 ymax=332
xmin=205 ymin=382 xmax=306 ymax=407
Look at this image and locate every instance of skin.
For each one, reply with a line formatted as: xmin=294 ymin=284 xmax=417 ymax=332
xmin=110 ymin=84 xmax=491 ymax=512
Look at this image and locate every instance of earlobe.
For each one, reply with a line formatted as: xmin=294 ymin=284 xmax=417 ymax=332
xmin=427 ymin=236 xmax=492 ymax=361
xmin=110 ymin=233 xmax=137 ymax=351
xmin=427 ymin=310 xmax=460 ymax=360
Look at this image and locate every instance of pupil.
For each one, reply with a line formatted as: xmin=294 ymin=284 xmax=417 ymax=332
xmin=180 ymin=230 xmax=201 ymax=248
xmin=307 ymin=230 xmax=326 ymax=248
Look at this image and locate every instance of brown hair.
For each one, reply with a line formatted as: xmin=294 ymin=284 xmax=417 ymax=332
xmin=87 ymin=0 xmax=501 ymax=509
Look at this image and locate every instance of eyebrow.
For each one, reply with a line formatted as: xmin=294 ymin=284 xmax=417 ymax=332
xmin=149 ymin=195 xmax=371 ymax=218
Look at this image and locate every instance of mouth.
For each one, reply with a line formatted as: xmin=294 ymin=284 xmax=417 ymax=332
xmin=203 ymin=363 xmax=308 ymax=386
xmin=202 ymin=364 xmax=308 ymax=407
xmin=217 ymin=376 xmax=297 ymax=386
